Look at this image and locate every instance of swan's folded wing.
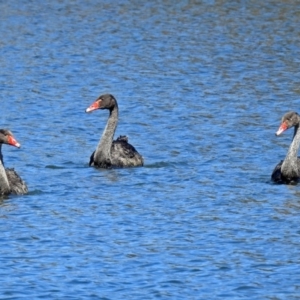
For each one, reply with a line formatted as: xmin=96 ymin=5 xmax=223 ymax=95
xmin=111 ymin=138 xmax=143 ymax=167
xmin=89 ymin=150 xmax=95 ymax=166
xmin=5 ymin=168 xmax=28 ymax=195
xmin=271 ymin=161 xmax=283 ymax=183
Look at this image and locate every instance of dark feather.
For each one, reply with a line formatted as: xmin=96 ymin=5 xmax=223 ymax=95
xmin=6 ymin=168 xmax=28 ymax=195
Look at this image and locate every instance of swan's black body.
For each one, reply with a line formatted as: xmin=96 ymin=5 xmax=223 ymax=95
xmin=86 ymin=94 xmax=143 ymax=169
xmin=271 ymin=111 xmax=300 ymax=184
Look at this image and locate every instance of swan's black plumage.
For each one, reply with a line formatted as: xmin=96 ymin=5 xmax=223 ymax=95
xmin=271 ymin=111 xmax=300 ymax=184
xmin=0 ymin=129 xmax=28 ymax=195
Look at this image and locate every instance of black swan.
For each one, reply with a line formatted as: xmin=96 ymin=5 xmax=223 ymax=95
xmin=0 ymin=129 xmax=28 ymax=195
xmin=85 ymin=94 xmax=144 ymax=168
xmin=271 ymin=111 xmax=300 ymax=184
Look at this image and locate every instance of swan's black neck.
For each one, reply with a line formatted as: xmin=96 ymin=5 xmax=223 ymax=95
xmin=94 ymin=103 xmax=118 ymax=168
xmin=281 ymin=123 xmax=300 ymax=178
xmin=0 ymin=145 xmax=11 ymax=195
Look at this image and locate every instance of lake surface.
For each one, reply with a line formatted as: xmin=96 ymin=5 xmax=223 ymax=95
xmin=1 ymin=0 xmax=300 ymax=299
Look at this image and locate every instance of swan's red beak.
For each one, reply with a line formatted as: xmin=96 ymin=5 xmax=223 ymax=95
xmin=276 ymin=121 xmax=288 ymax=136
xmin=85 ymin=100 xmax=100 ymax=113
xmin=7 ymin=135 xmax=21 ymax=148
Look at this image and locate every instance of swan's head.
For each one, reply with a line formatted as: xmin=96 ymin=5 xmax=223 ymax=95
xmin=276 ymin=111 xmax=300 ymax=136
xmin=85 ymin=94 xmax=116 ymax=113
xmin=0 ymin=129 xmax=21 ymax=148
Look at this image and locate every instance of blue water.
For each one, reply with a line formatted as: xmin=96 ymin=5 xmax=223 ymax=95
xmin=1 ymin=0 xmax=300 ymax=299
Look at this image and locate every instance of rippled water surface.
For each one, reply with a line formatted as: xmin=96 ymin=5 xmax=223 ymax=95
xmin=1 ymin=0 xmax=300 ymax=299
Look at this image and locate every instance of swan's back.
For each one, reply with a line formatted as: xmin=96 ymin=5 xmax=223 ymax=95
xmin=6 ymin=168 xmax=28 ymax=195
xmin=111 ymin=135 xmax=144 ymax=167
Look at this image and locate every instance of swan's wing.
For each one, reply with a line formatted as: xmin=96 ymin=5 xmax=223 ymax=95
xmin=111 ymin=136 xmax=143 ymax=167
xmin=5 ymin=168 xmax=28 ymax=195
xmin=89 ymin=150 xmax=95 ymax=166
xmin=271 ymin=161 xmax=283 ymax=182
